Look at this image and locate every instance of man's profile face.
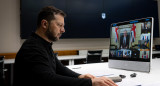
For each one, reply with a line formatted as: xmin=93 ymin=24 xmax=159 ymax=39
xmin=45 ymin=14 xmax=65 ymax=42
xmin=144 ymin=42 xmax=147 ymax=45
xmin=146 ymin=24 xmax=148 ymax=28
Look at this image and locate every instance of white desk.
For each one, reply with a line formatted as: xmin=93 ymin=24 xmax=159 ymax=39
xmin=152 ymin=50 xmax=160 ymax=54
xmin=4 ymin=55 xmax=87 ymax=65
xmin=4 ymin=50 xmax=160 ymax=65
xmin=4 ymin=55 xmax=84 ymax=64
xmin=67 ymin=58 xmax=160 ymax=86
xmin=58 ymin=55 xmax=86 ymax=65
xmin=4 ymin=55 xmax=107 ymax=65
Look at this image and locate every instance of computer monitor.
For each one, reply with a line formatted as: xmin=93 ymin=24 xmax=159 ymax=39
xmin=109 ymin=17 xmax=153 ymax=72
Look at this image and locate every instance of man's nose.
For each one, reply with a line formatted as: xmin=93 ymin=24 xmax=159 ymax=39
xmin=61 ymin=27 xmax=65 ymax=33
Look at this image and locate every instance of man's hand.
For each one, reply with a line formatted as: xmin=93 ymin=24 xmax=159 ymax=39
xmin=78 ymin=74 xmax=117 ymax=86
xmin=92 ymin=77 xmax=118 ymax=86
xmin=78 ymin=74 xmax=95 ymax=79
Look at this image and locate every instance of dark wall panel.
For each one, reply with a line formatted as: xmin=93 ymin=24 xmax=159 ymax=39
xmin=20 ymin=0 xmax=159 ymax=39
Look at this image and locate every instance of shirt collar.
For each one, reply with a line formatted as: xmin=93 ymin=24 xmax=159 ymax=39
xmin=31 ymin=32 xmax=53 ymax=47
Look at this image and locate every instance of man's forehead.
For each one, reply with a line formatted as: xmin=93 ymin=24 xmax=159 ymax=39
xmin=54 ymin=19 xmax=64 ymax=24
xmin=54 ymin=15 xmax=64 ymax=21
xmin=52 ymin=18 xmax=64 ymax=23
xmin=55 ymin=14 xmax=64 ymax=19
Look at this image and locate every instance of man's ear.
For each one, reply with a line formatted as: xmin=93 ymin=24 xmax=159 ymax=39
xmin=41 ymin=19 xmax=48 ymax=29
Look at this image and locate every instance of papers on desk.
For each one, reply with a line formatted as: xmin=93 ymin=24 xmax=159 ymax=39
xmin=116 ymin=79 xmax=141 ymax=86
xmin=142 ymin=81 xmax=160 ymax=86
xmin=116 ymin=79 xmax=160 ymax=86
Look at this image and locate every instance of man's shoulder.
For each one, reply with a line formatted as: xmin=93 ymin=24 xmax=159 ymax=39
xmin=16 ymin=38 xmax=47 ymax=60
xmin=20 ymin=37 xmax=45 ymax=53
xmin=24 ymin=36 xmax=43 ymax=46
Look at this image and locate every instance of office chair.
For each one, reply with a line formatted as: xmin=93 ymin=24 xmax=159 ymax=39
xmin=0 ymin=56 xmax=5 ymax=86
xmin=86 ymin=50 xmax=102 ymax=63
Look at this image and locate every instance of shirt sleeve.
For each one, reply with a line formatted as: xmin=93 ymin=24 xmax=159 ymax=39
xmin=55 ymin=54 xmax=81 ymax=78
xmin=26 ymin=50 xmax=92 ymax=86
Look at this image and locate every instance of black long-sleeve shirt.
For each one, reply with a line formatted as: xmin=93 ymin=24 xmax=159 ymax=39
xmin=13 ymin=33 xmax=92 ymax=86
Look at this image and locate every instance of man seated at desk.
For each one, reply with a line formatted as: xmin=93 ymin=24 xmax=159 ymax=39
xmin=13 ymin=6 xmax=117 ymax=86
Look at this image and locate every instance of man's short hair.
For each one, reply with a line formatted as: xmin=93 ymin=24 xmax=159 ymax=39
xmin=37 ymin=6 xmax=66 ymax=28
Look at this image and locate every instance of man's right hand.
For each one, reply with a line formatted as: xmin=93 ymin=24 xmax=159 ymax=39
xmin=92 ymin=76 xmax=118 ymax=86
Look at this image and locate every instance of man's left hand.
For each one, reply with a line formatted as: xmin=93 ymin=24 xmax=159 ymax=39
xmin=78 ymin=74 xmax=96 ymax=79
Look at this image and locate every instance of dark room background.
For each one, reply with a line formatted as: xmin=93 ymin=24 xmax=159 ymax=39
xmin=20 ymin=0 xmax=159 ymax=39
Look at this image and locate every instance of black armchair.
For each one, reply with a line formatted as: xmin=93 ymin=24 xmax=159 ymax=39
xmin=86 ymin=50 xmax=102 ymax=63
xmin=0 ymin=56 xmax=5 ymax=86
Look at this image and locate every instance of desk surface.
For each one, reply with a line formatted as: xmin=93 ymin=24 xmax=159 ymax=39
xmin=4 ymin=55 xmax=107 ymax=64
xmin=4 ymin=55 xmax=86 ymax=64
xmin=152 ymin=50 xmax=160 ymax=54
xmin=67 ymin=58 xmax=160 ymax=86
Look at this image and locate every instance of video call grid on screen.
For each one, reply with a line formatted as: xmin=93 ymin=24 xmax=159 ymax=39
xmin=109 ymin=17 xmax=153 ymax=62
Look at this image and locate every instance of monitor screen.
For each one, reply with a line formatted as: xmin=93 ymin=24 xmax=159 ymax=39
xmin=109 ymin=17 xmax=153 ymax=72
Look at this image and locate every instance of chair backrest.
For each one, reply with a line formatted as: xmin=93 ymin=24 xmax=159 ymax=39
xmin=0 ymin=56 xmax=5 ymax=86
xmin=86 ymin=50 xmax=102 ymax=63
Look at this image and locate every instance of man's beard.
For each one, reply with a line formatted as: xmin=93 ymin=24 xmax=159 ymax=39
xmin=45 ymin=27 xmax=58 ymax=42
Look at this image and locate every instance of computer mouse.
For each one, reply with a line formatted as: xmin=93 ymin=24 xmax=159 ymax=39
xmin=119 ymin=74 xmax=126 ymax=79
xmin=130 ymin=73 xmax=137 ymax=78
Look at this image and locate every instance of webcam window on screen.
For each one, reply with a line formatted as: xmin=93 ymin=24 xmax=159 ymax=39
xmin=109 ymin=17 xmax=153 ymax=72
